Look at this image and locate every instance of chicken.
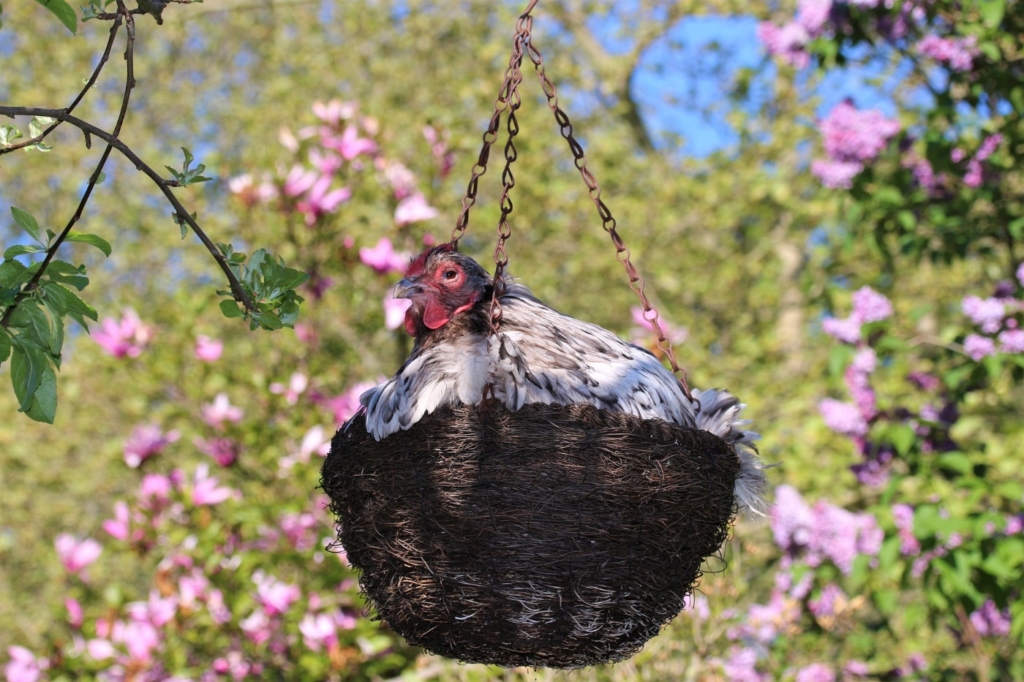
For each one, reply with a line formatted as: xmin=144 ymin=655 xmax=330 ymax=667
xmin=358 ymin=244 xmax=767 ymax=515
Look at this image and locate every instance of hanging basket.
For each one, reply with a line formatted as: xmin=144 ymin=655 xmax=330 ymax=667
xmin=321 ymin=402 xmax=740 ymax=668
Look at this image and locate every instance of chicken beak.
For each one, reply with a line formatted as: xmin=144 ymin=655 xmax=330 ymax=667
xmin=394 ymin=278 xmax=422 ymax=300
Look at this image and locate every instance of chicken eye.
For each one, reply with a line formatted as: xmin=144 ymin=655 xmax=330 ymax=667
xmin=443 ymin=269 xmax=458 ymax=280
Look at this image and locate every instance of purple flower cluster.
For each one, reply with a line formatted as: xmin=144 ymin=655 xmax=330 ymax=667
xmin=959 ymin=284 xmax=1024 ymax=360
xmin=772 ymin=485 xmax=883 ymax=574
xmin=916 ymin=34 xmax=978 ymax=72
xmin=812 ymin=102 xmax=900 ymax=188
xmin=892 ymin=503 xmax=920 ymax=555
xmin=969 ymin=600 xmax=1012 ymax=637
xmin=796 ymin=663 xmax=836 ymax=682
xmin=758 ymin=0 xmax=837 ymax=69
xmin=822 ymin=286 xmax=893 ymax=343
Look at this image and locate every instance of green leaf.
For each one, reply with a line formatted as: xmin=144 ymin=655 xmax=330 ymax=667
xmin=0 ymin=125 xmax=23 ymax=147
xmin=9 ymin=302 xmax=52 ymax=350
xmin=42 ymin=261 xmax=89 ymax=291
xmin=24 ymin=362 xmax=57 ymax=423
xmin=0 ymin=329 xmax=10 ymax=364
xmin=219 ymin=299 xmax=242 ymax=319
xmin=42 ymin=282 xmax=96 ymax=330
xmin=889 ymin=424 xmax=917 ymax=457
xmin=33 ymin=0 xmax=76 ymax=33
xmin=3 ymin=244 xmax=47 ymax=260
xmin=65 ymin=231 xmax=111 ymax=257
xmin=253 ymin=311 xmax=282 ymax=330
xmin=937 ymin=452 xmax=973 ymax=476
xmin=181 ymin=147 xmax=194 ymax=169
xmin=977 ymin=0 xmax=1005 ymax=27
xmin=10 ymin=344 xmax=46 ymax=412
xmin=11 ymin=207 xmax=43 ymax=245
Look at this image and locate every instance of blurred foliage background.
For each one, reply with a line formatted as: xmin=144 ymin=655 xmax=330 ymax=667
xmin=0 ymin=0 xmax=1022 ymax=679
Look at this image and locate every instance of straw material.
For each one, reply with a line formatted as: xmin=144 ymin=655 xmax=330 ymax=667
xmin=321 ymin=402 xmax=739 ymax=668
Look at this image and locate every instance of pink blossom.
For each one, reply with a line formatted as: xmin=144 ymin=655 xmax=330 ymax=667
xmin=359 ymin=238 xmax=409 ymax=274
xmin=1017 ymin=262 xmax=1024 ymax=288
xmin=4 ymin=646 xmax=44 ymax=682
xmin=299 ymin=613 xmax=338 ymax=651
xmin=55 ymin=534 xmax=102 ymax=577
xmin=111 ymin=619 xmax=160 ymax=664
xmin=335 ymin=609 xmax=358 ymax=630
xmin=324 ymin=125 xmax=377 ymax=160
xmin=820 ymin=398 xmax=868 ymax=437
xmin=845 ymin=660 xmax=870 ymax=676
xmin=280 ymin=511 xmax=319 ymax=551
xmin=92 ymin=308 xmax=154 ymax=358
xmin=916 ymin=34 xmax=978 ymax=72
xmin=757 ymin=21 xmax=811 ymax=68
xmin=630 ymin=306 xmax=688 ymax=345
xmin=963 ymin=333 xmax=996 ymax=361
xmin=279 ymin=426 xmax=331 ymax=470
xmin=321 ymin=381 xmax=377 ymax=425
xmin=395 ymin=193 xmax=439 ymax=225
xmin=796 ymin=663 xmax=835 ymax=682
xmin=999 ymin=329 xmax=1024 ymax=353
xmin=822 ymin=315 xmax=861 ymax=343
xmin=86 ymin=638 xmax=115 ymax=660
xmin=851 ymin=348 xmax=877 ymax=374
xmin=892 ymin=503 xmax=920 ymax=555
xmin=123 ymin=423 xmax=180 ymax=468
xmin=65 ymin=597 xmax=84 ymax=628
xmin=296 ymin=174 xmax=352 ymax=226
xmin=385 ymin=296 xmax=413 ymax=330
xmin=283 ymin=165 xmax=318 ymax=197
xmin=308 ymin=148 xmax=343 ymax=176
xmin=253 ymin=571 xmax=301 ymax=616
xmin=191 ymin=463 xmax=235 ymax=506
xmin=195 ymin=437 xmax=241 ymax=467
xmin=383 ymin=160 xmax=417 ymax=199
xmin=201 ymin=392 xmax=244 ymax=429
xmin=270 ymin=371 xmax=309 ymax=405
xmin=127 ymin=590 xmax=178 ymax=628
xmin=851 ymin=286 xmax=893 ymax=322
xmin=312 ymin=99 xmax=354 ymax=126
xmin=103 ymin=501 xmax=131 ymax=541
xmin=294 ymin=322 xmax=318 ymax=346
xmin=423 ymin=125 xmax=456 ymax=178
xmin=194 ymin=335 xmax=223 ymax=362
xmin=228 ymin=173 xmax=277 ymax=207
xmin=970 ymin=600 xmax=1012 ymax=637
xmin=138 ymin=473 xmax=173 ymax=509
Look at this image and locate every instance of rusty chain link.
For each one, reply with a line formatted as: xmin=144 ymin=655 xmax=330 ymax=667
xmin=450 ymin=0 xmax=694 ymax=404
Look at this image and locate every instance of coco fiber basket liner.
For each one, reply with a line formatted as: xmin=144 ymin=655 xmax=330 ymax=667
xmin=320 ymin=401 xmax=740 ymax=668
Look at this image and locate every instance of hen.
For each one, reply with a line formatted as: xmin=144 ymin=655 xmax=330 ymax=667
xmin=359 ymin=244 xmax=767 ymax=515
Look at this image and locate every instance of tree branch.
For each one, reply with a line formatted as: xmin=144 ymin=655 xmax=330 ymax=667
xmin=0 ymin=106 xmax=257 ymax=318
xmin=0 ymin=18 xmax=122 ymax=156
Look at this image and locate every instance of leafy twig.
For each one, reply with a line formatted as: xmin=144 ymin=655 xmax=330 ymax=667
xmin=0 ymin=106 xmax=257 ymax=314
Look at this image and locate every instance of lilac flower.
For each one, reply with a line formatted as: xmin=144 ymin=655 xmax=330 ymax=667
xmin=998 ymin=328 xmax=1024 ymax=353
xmin=811 ymin=159 xmax=863 ymax=189
xmin=296 ymin=175 xmax=352 ymax=226
xmin=123 ymin=423 xmax=180 ymax=468
xmin=299 ymin=613 xmax=338 ymax=651
xmin=796 ymin=663 xmax=836 ymax=682
xmin=809 ymin=583 xmax=846 ymax=619
xmin=201 ymin=392 xmax=244 ymax=429
xmin=1017 ymin=262 xmax=1024 ymax=288
xmin=820 ymin=102 xmax=900 ymax=164
xmin=757 ymin=21 xmax=811 ymax=68
xmin=772 ymin=485 xmax=816 ymax=551
xmin=191 ymin=463 xmax=235 ymax=506
xmin=194 ymin=335 xmax=223 ymax=362
xmin=796 ymin=0 xmax=832 ymax=35
xmin=195 ymin=437 xmax=241 ymax=467
xmin=384 ymin=295 xmax=413 ymax=331
xmin=822 ymin=315 xmax=862 ymax=343
xmin=270 ymin=372 xmax=309 ymax=405
xmin=970 ymin=600 xmax=1012 ymax=637
xmin=916 ymin=34 xmax=978 ymax=72
xmin=719 ymin=647 xmax=768 ymax=682
xmin=395 ymin=192 xmax=440 ymax=225
xmin=976 ymin=134 xmax=1003 ymax=161
xmin=851 ymin=348 xmax=877 ymax=374
xmin=103 ymin=501 xmax=131 ymax=541
xmin=55 ymin=534 xmax=102 ymax=577
xmin=1006 ymin=515 xmax=1024 ymax=535
xmin=253 ymin=570 xmax=301 ymax=616
xmin=964 ymin=333 xmax=996 ymax=361
xmin=851 ymin=286 xmax=893 ymax=322
xmin=892 ymin=503 xmax=921 ymax=555
xmin=907 ymin=371 xmax=941 ymax=391
xmin=728 ymin=591 xmax=800 ymax=644
xmin=845 ymin=660 xmax=870 ymax=676
xmin=92 ymin=308 xmax=154 ymax=358
xmin=359 ymin=237 xmax=409 ymax=274
xmin=962 ymin=296 xmax=1004 ymax=332
xmin=4 ymin=646 xmax=44 ymax=682
xmin=820 ymin=398 xmax=868 ymax=437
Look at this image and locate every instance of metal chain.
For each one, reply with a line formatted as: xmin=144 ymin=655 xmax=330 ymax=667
xmin=450 ymin=0 xmax=694 ymax=404
xmin=521 ymin=32 xmax=694 ymax=403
